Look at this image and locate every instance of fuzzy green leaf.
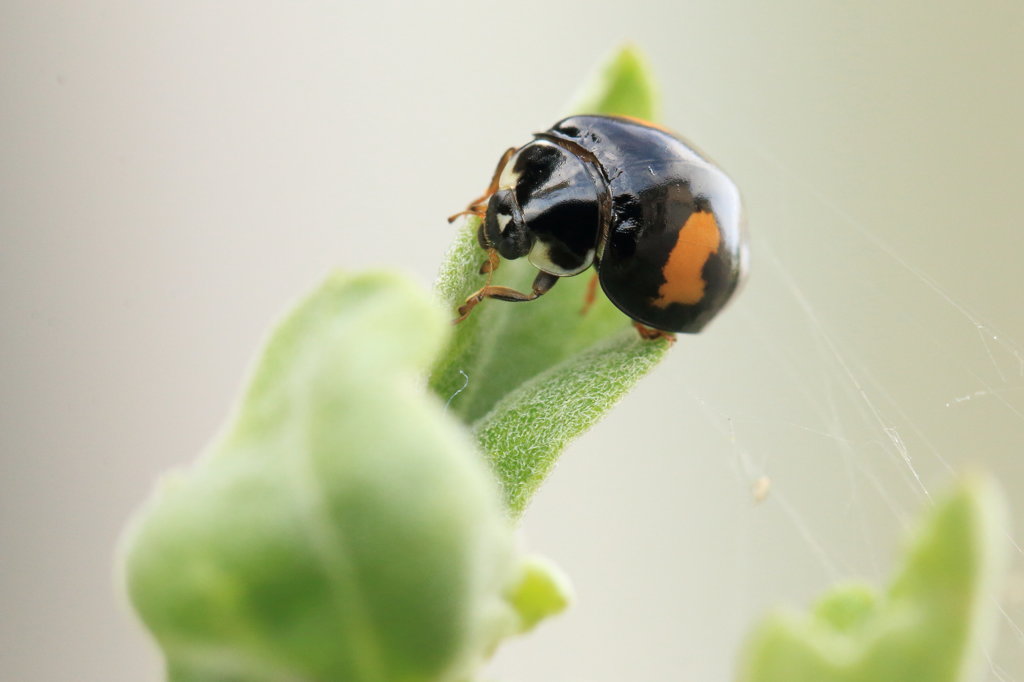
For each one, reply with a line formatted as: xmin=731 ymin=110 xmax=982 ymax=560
xmin=474 ymin=329 xmax=667 ymax=514
xmin=736 ymin=475 xmax=1008 ymax=682
xmin=430 ymin=45 xmax=669 ymax=516
xmin=121 ymin=272 xmax=551 ymax=682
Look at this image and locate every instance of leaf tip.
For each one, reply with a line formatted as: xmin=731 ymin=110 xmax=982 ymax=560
xmin=564 ymin=43 xmax=661 ymax=121
xmin=508 ymin=555 xmax=574 ymax=633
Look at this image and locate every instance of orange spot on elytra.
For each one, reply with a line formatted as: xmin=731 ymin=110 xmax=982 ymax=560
xmin=651 ymin=210 xmax=720 ymax=308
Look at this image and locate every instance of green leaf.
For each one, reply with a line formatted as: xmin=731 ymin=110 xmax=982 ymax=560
xmin=430 ymin=45 xmax=669 ymax=516
xmin=561 ymin=43 xmax=660 ymax=121
xmin=507 ymin=555 xmax=573 ymax=633
xmin=736 ymin=475 xmax=1009 ymax=682
xmin=121 ymin=272 xmax=548 ymax=682
xmin=474 ymin=329 xmax=667 ymax=515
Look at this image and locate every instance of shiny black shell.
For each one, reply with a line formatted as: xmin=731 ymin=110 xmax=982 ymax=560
xmin=478 ymin=115 xmax=746 ymax=333
xmin=548 ymin=116 xmax=745 ymax=333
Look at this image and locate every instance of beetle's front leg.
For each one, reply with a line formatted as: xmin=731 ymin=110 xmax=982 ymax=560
xmin=478 ymin=249 xmax=500 ymax=275
xmin=454 ymin=271 xmax=558 ymax=324
xmin=447 ymin=147 xmax=517 ymax=223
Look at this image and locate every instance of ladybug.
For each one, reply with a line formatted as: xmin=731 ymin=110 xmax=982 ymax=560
xmin=451 ymin=115 xmax=747 ymax=338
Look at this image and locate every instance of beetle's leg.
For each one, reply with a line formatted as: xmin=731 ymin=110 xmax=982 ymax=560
xmin=579 ymin=272 xmax=599 ymax=316
xmin=447 ymin=147 xmax=517 ymax=223
xmin=469 ymin=146 xmax=516 ymax=212
xmin=454 ymin=271 xmax=558 ymax=324
xmin=447 ymin=207 xmax=486 ymax=223
xmin=478 ymin=249 xmax=500 ymax=275
xmin=475 ymin=248 xmax=500 ymax=291
xmin=632 ymin=321 xmax=677 ymax=343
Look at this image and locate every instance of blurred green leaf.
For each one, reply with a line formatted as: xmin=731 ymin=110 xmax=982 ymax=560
xmin=507 ymin=556 xmax=573 ymax=634
xmin=736 ymin=475 xmax=1008 ymax=682
xmin=562 ymin=43 xmax=660 ymax=121
xmin=121 ymin=272 xmax=548 ymax=682
xmin=430 ymin=45 xmax=669 ymax=516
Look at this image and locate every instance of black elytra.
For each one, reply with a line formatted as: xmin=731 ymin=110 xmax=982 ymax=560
xmin=459 ymin=115 xmax=747 ymax=334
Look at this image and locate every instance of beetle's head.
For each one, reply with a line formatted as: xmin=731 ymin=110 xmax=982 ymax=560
xmin=477 ymin=139 xmax=602 ymax=277
xmin=480 ymin=187 xmax=532 ymax=259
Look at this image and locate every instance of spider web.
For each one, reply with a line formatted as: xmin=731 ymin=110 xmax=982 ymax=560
xmin=692 ymin=136 xmax=1024 ymax=681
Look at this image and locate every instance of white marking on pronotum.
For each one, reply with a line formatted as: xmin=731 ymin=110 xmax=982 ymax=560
xmin=498 ymin=152 xmax=522 ymax=190
xmin=444 ymin=370 xmax=470 ymax=412
xmin=528 ymin=241 xmax=594 ymax=276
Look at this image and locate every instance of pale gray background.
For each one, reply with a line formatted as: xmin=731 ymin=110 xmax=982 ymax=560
xmin=2 ymin=1 xmax=1023 ymax=680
